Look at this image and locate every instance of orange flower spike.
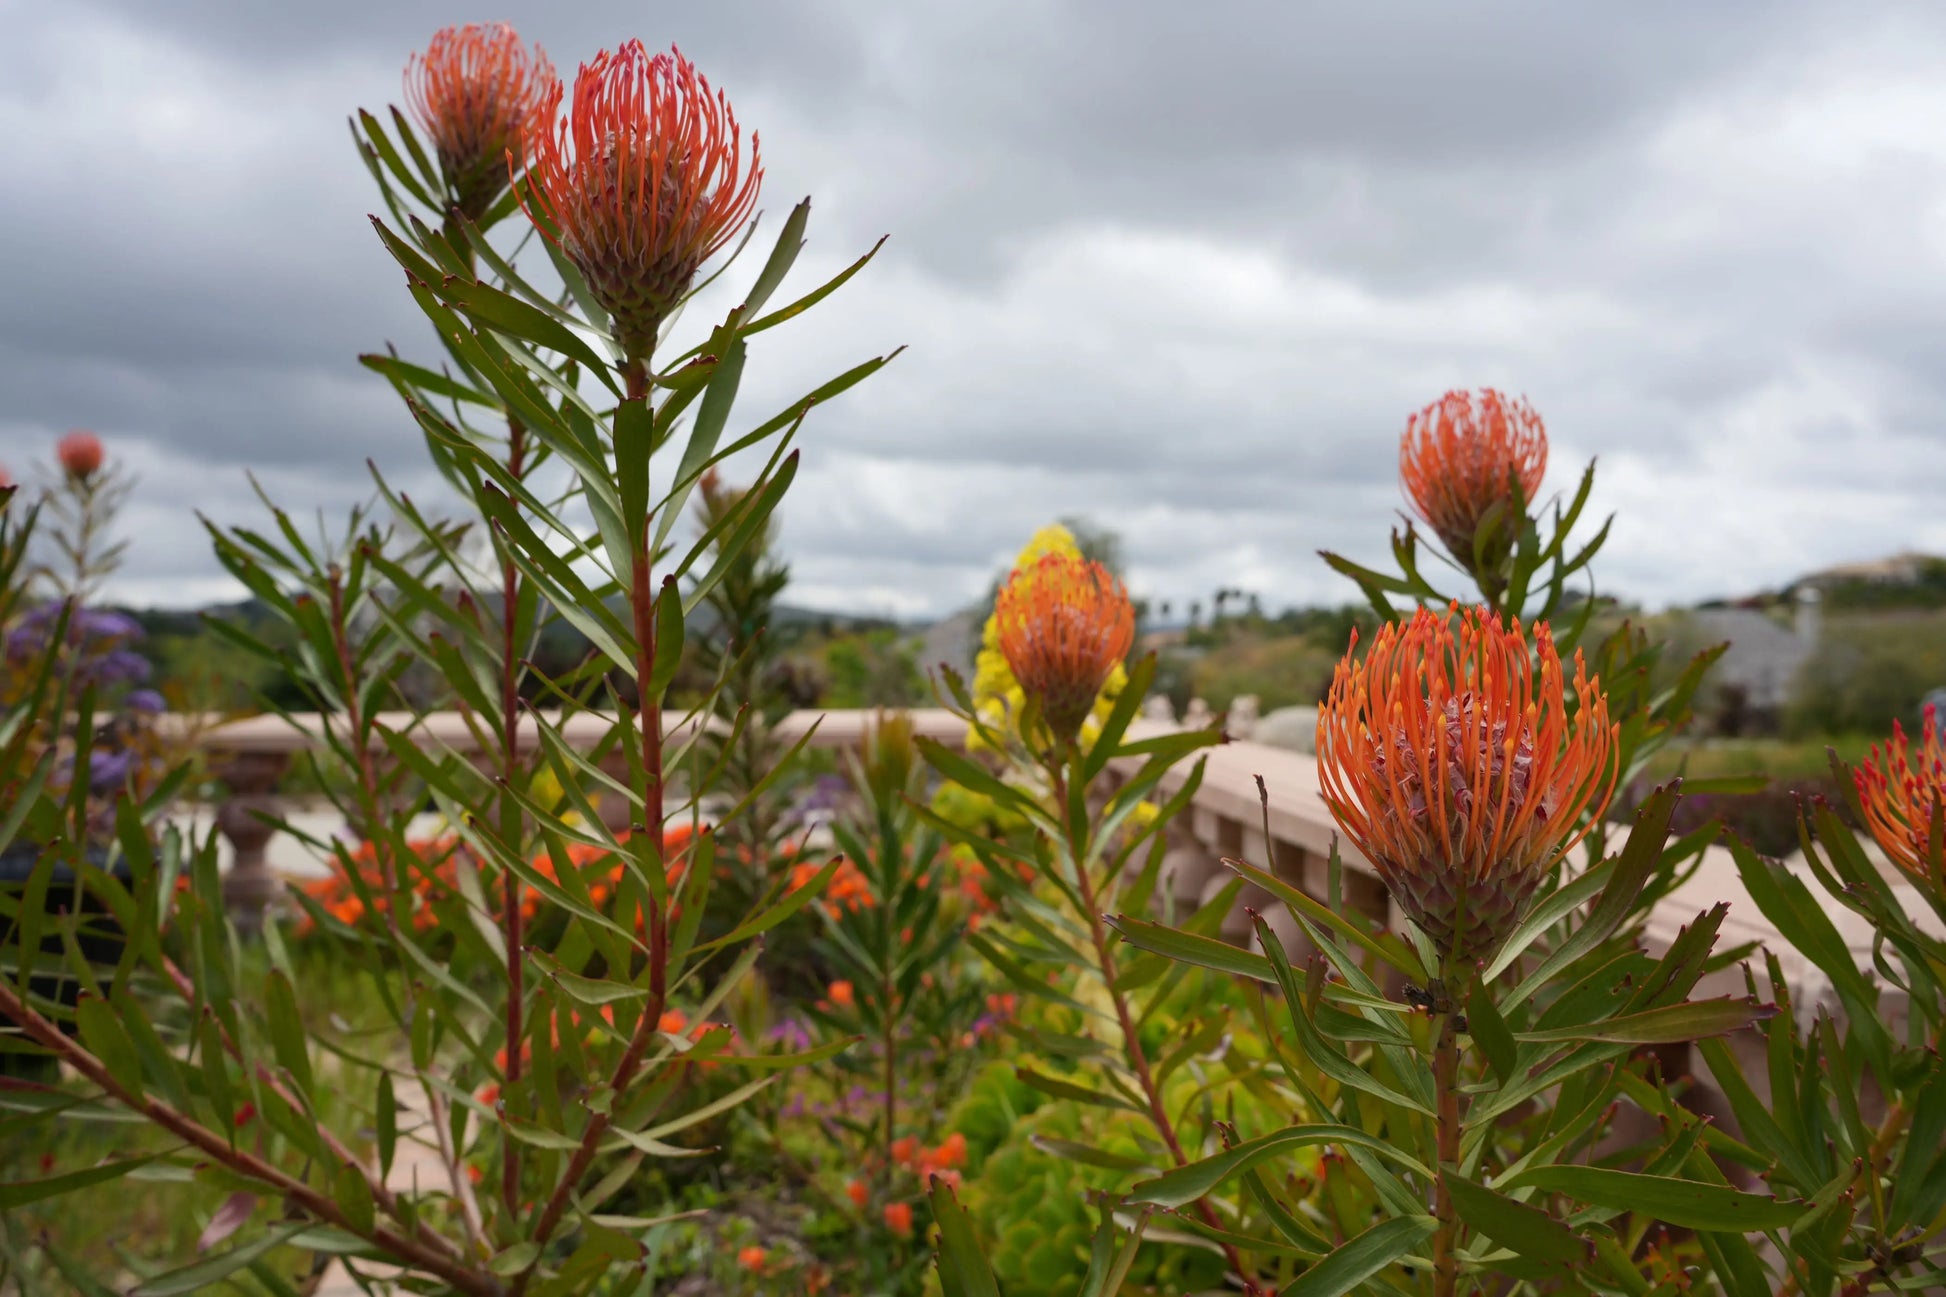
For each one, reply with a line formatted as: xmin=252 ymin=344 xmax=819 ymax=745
xmin=1399 ymin=389 xmax=1547 ymax=573
xmin=57 ymin=430 xmax=103 ymax=480
xmin=1856 ymin=705 xmax=1946 ymax=890
xmin=846 ymin=1178 xmax=869 ymax=1208
xmin=993 ymin=553 xmax=1136 ymax=745
xmin=828 ymin=980 xmax=855 ymax=1009
xmin=1315 ymin=603 xmax=1616 ymax=964
xmin=518 ymin=42 xmax=762 ymax=360
xmin=883 ymin=1202 xmax=913 ymax=1237
xmin=737 ymin=1246 xmax=767 ymax=1272
xmin=405 ymin=24 xmax=556 ymax=221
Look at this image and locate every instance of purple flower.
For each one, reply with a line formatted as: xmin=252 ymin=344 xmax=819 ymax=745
xmin=86 ymin=750 xmax=134 ymax=792
xmin=125 ymin=689 xmax=165 ymax=715
xmin=766 ymin=1017 xmax=813 ymax=1051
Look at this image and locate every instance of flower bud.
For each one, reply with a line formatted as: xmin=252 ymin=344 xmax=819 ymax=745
xmin=405 ymin=24 xmax=555 ymax=221
xmin=1399 ymin=390 xmax=1546 ymax=579
xmin=993 ymin=553 xmax=1135 ymax=745
xmin=57 ymin=430 xmax=103 ymax=480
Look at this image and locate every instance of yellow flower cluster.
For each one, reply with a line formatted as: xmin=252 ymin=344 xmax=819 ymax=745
xmin=969 ymin=523 xmax=1128 ymax=754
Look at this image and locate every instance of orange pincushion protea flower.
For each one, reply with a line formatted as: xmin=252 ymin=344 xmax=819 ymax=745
xmin=518 ymin=42 xmax=762 ymax=358
xmin=1400 ymin=389 xmax=1547 ymax=572
xmin=993 ymin=553 xmax=1135 ymax=744
xmin=1316 ymin=603 xmax=1616 ymax=964
xmin=405 ymin=24 xmax=555 ymax=220
xmin=1855 ymin=705 xmax=1946 ymax=889
xmin=57 ymin=431 xmax=103 ymax=481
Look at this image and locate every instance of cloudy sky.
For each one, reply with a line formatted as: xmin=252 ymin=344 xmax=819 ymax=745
xmin=4 ymin=1 xmax=1946 ymax=619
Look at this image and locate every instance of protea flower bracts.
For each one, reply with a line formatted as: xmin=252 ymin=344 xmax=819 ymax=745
xmin=1316 ymin=603 xmax=1616 ymax=963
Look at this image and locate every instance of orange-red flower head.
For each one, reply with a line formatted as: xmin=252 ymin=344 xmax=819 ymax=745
xmin=993 ymin=553 xmax=1135 ymax=744
xmin=883 ymin=1201 xmax=913 ymax=1237
xmin=57 ymin=431 xmax=103 ymax=481
xmin=1855 ymin=705 xmax=1946 ymax=891
xmin=1316 ymin=603 xmax=1616 ymax=964
xmin=1400 ymin=390 xmax=1547 ymax=576
xmin=737 ymin=1246 xmax=767 ymax=1272
xmin=519 ymin=42 xmax=762 ymax=358
xmin=405 ymin=24 xmax=556 ymax=221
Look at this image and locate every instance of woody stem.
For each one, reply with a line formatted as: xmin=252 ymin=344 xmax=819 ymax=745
xmin=1054 ymin=757 xmax=1260 ymax=1296
xmin=1432 ymin=1004 xmax=1463 ymax=1297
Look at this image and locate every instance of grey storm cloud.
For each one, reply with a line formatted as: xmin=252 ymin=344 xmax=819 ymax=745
xmin=3 ymin=0 xmax=1946 ymax=617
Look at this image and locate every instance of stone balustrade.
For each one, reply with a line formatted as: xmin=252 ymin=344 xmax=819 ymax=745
xmin=198 ymin=705 xmax=1938 ymax=1119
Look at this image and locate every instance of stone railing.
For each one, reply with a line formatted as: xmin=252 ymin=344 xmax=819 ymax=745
xmin=199 ymin=706 xmax=1936 ymax=1116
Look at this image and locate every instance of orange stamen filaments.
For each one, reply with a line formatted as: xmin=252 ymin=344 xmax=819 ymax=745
xmin=993 ymin=554 xmax=1136 ymax=744
xmin=517 ymin=42 xmax=762 ymax=358
xmin=1856 ymin=705 xmax=1946 ymax=888
xmin=405 ymin=24 xmax=555 ymax=219
xmin=1316 ymin=604 xmax=1616 ymax=962
xmin=1399 ymin=389 xmax=1548 ymax=566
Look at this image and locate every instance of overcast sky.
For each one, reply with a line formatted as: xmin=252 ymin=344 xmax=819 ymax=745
xmin=4 ymin=1 xmax=1946 ymax=619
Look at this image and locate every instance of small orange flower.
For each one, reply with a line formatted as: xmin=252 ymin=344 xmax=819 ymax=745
xmin=57 ymin=431 xmax=103 ymax=480
xmin=519 ymin=42 xmax=762 ymax=359
xmin=993 ymin=553 xmax=1135 ymax=744
xmin=883 ymin=1201 xmax=912 ymax=1237
xmin=1399 ymin=389 xmax=1547 ymax=574
xmin=737 ymin=1245 xmax=767 ymax=1272
xmin=827 ymin=980 xmax=855 ymax=1009
xmin=405 ymin=24 xmax=555 ymax=220
xmin=658 ymin=1009 xmax=688 ymax=1034
xmin=890 ymin=1136 xmax=918 ymax=1167
xmin=933 ymin=1132 xmax=967 ymax=1169
xmin=1856 ymin=705 xmax=1946 ymax=890
xmin=1316 ymin=603 xmax=1615 ymax=963
xmin=846 ymin=1178 xmax=869 ymax=1207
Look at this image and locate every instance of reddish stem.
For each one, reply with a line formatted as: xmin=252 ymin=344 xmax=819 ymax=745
xmin=514 ymin=359 xmax=666 ymax=1292
xmin=0 ymin=979 xmax=496 ymax=1295
xmin=499 ymin=417 xmax=527 ymax=1219
xmin=1056 ymin=763 xmax=1260 ymax=1295
xmin=1432 ymin=1012 xmax=1461 ymax=1297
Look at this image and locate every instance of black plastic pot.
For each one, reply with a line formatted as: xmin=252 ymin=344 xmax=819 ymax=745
xmin=0 ymin=843 xmax=128 ymax=1079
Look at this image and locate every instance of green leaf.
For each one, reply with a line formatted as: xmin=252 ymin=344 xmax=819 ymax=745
xmin=263 ymin=969 xmax=315 ymax=1098
xmin=1103 ymin=913 xmax=1276 ymax=985
xmin=931 ymin=1177 xmax=1003 ymax=1297
xmin=1511 ymin=784 xmax=1678 ymax=1001
xmin=442 ymin=277 xmax=622 ymax=396
xmin=1466 ymin=981 xmax=1517 ymax=1085
xmin=1283 ymin=1215 xmax=1436 ymax=1297
xmin=738 ymin=199 xmax=809 ymax=317
xmin=0 ymin=1154 xmax=159 ymax=1207
xmin=1014 ymin=1064 xmax=1142 ymax=1113
xmin=490 ymin=1242 xmax=543 ymax=1276
xmin=129 ymin=1223 xmax=309 ymax=1296
xmin=1445 ymin=1173 xmax=1589 ymax=1266
xmin=1131 ymin=1125 xmax=1432 ymax=1207
xmin=528 ymin=948 xmax=648 ymax=1007
xmin=1505 ymin=1166 xmax=1808 ymax=1231
xmin=74 ymin=995 xmax=145 ymax=1102
xmin=375 ymin=1070 xmax=398 ymax=1180
xmin=1516 ymin=997 xmax=1774 ymax=1045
